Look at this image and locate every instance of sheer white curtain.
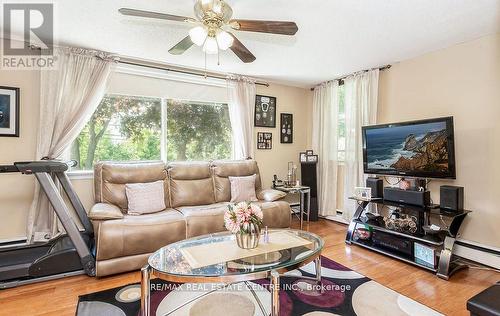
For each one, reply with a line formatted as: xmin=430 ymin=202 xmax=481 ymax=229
xmin=27 ymin=47 xmax=116 ymax=242
xmin=342 ymin=69 xmax=379 ymax=221
xmin=227 ymin=75 xmax=256 ymax=160
xmin=312 ymin=81 xmax=341 ymax=216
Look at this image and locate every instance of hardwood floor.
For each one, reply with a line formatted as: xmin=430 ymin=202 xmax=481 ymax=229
xmin=0 ymin=218 xmax=497 ymax=316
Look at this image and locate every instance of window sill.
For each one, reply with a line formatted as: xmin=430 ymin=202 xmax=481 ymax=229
xmin=67 ymin=170 xmax=94 ymax=180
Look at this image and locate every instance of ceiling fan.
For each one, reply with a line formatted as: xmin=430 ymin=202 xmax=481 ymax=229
xmin=119 ymin=0 xmax=298 ymax=63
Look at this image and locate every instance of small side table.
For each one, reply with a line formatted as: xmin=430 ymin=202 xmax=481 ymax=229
xmin=274 ymin=186 xmax=311 ymax=230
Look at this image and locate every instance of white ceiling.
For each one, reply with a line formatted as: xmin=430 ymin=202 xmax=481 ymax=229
xmin=10 ymin=0 xmax=500 ymax=87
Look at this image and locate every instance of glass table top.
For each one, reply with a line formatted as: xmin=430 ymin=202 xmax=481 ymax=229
xmin=149 ymin=229 xmax=323 ymax=278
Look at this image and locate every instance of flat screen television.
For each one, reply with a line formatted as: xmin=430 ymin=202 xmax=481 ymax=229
xmin=362 ymin=117 xmax=456 ymax=179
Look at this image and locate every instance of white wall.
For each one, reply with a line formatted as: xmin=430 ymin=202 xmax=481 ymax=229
xmin=378 ymin=32 xmax=500 ymax=248
xmin=0 ymin=68 xmax=40 ymax=240
xmin=254 ymin=84 xmax=313 ymax=188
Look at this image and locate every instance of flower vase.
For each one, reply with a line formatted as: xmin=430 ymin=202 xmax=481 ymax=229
xmin=236 ymin=223 xmax=261 ymax=249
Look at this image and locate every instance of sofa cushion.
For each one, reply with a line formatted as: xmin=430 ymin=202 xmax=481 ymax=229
xmin=96 ymin=253 xmax=151 ymax=278
xmin=212 ymin=160 xmax=262 ymax=203
xmin=94 ymin=161 xmax=170 ymax=212
xmin=95 ymin=209 xmax=186 ymax=261
xmin=89 ymin=203 xmax=124 ymax=221
xmin=255 ymin=201 xmax=292 ymax=229
xmin=168 ymin=161 xmax=212 ymax=179
xmin=125 ymin=180 xmax=166 ymax=215
xmin=177 ymin=202 xmax=229 ymax=238
xmin=168 ymin=161 xmax=216 ymax=207
xmin=257 ymin=189 xmax=287 ymax=202
xmin=229 ymin=174 xmax=258 ymax=203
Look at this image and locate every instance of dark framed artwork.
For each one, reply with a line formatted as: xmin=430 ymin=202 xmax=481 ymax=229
xmin=0 ymin=86 xmax=20 ymax=137
xmin=257 ymin=132 xmax=272 ymax=149
xmin=280 ymin=113 xmax=293 ymax=143
xmin=254 ymin=95 xmax=276 ymax=128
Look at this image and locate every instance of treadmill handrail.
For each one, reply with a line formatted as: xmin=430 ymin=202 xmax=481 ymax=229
xmin=0 ymin=160 xmax=76 ymax=174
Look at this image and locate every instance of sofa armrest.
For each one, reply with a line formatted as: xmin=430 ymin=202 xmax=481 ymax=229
xmin=257 ymin=189 xmax=287 ymax=202
xmin=89 ymin=203 xmax=124 ymax=221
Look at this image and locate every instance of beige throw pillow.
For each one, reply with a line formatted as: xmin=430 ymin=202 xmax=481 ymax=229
xmin=257 ymin=189 xmax=287 ymax=202
xmin=125 ymin=180 xmax=166 ymax=215
xmin=229 ymin=174 xmax=258 ymax=203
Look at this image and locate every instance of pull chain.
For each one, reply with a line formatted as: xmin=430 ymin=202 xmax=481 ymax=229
xmin=204 ymin=51 xmax=207 ymax=79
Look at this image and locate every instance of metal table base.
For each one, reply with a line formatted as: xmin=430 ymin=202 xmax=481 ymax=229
xmin=140 ymin=256 xmax=322 ymax=316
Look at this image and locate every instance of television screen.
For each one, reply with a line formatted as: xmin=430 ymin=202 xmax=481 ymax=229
xmin=362 ymin=117 xmax=456 ymax=179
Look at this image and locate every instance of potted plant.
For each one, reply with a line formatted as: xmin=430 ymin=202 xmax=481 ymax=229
xmin=224 ymin=202 xmax=263 ymax=249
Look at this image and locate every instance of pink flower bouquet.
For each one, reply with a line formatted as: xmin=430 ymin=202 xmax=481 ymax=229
xmin=224 ymin=202 xmax=263 ymax=234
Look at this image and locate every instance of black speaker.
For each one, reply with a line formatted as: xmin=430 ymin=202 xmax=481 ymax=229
xmin=301 ymin=162 xmax=318 ymax=221
xmin=440 ymin=185 xmax=464 ymax=211
xmin=366 ymin=177 xmax=383 ymax=198
xmin=383 ymin=187 xmax=430 ymax=207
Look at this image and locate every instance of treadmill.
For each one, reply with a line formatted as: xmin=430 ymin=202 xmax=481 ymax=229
xmin=0 ymin=160 xmax=96 ymax=289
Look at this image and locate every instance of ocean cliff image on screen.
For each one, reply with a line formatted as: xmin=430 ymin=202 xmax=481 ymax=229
xmin=365 ymin=121 xmax=449 ymax=173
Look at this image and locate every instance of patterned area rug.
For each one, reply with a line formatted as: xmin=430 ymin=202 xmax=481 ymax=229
xmin=77 ymin=256 xmax=442 ymax=316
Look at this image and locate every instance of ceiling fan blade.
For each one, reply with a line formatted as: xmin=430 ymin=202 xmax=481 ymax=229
xmin=229 ymin=20 xmax=298 ymax=35
xmin=169 ymin=36 xmax=195 ymax=55
xmin=228 ymin=33 xmax=256 ymax=63
xmin=119 ymin=8 xmax=192 ymax=22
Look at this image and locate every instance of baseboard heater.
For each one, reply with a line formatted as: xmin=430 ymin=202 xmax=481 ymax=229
xmin=454 ymin=240 xmax=500 ymax=270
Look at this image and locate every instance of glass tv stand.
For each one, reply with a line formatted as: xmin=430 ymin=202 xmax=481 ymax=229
xmin=345 ymin=197 xmax=470 ymax=280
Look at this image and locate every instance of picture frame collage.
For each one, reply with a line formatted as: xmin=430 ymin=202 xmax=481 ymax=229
xmin=299 ymin=150 xmax=318 ymax=164
xmin=257 ymin=132 xmax=273 ymax=149
xmin=254 ymin=95 xmax=294 ymax=150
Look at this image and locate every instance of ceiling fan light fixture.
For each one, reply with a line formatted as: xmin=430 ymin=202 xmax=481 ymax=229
xmin=189 ymin=26 xmax=208 ymax=46
xmin=203 ymin=36 xmax=219 ymax=54
xmin=120 ymin=0 xmax=298 ymax=63
xmin=216 ymin=30 xmax=233 ymax=50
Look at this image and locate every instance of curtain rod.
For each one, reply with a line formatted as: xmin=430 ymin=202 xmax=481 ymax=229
xmin=24 ymin=41 xmax=271 ymax=87
xmin=310 ymin=65 xmax=391 ymax=91
xmin=118 ymin=58 xmax=270 ymax=87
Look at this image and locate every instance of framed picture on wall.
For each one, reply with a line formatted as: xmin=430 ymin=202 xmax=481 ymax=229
xmin=254 ymin=95 xmax=276 ymax=128
xmin=280 ymin=113 xmax=293 ymax=143
xmin=299 ymin=152 xmax=307 ymax=162
xmin=257 ymin=132 xmax=272 ymax=149
xmin=0 ymin=86 xmax=20 ymax=137
xmin=306 ymin=155 xmax=318 ymax=163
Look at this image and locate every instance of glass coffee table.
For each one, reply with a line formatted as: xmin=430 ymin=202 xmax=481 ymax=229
xmin=141 ymin=229 xmax=324 ymax=316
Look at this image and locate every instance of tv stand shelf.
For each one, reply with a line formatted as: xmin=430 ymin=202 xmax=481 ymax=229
xmin=345 ymin=197 xmax=470 ymax=280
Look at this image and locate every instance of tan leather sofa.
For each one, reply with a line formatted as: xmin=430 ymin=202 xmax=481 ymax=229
xmin=88 ymin=160 xmax=291 ymax=277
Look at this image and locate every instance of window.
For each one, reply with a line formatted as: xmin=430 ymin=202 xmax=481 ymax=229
xmin=337 ymin=84 xmax=346 ymax=161
xmin=71 ymin=94 xmax=232 ymax=170
xmin=166 ymin=99 xmax=232 ymax=161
